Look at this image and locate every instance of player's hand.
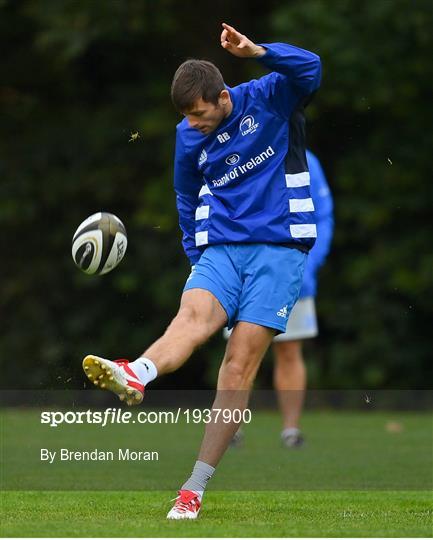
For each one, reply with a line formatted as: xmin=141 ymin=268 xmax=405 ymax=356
xmin=220 ymin=23 xmax=265 ymax=58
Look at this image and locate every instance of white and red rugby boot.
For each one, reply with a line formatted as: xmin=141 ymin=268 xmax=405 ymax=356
xmin=82 ymin=355 xmax=144 ymax=406
xmin=166 ymin=490 xmax=201 ymax=520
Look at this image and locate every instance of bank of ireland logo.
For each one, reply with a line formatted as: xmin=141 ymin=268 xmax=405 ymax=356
xmin=225 ymin=153 xmax=240 ymax=166
xmin=198 ymin=149 xmax=207 ymax=166
xmin=240 ymin=115 xmax=259 ymax=136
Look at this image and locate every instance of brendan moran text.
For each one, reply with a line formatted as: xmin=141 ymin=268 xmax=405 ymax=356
xmin=40 ymin=448 xmax=159 ymax=463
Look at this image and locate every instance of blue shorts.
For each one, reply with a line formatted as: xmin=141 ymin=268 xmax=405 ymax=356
xmin=183 ymin=244 xmax=307 ymax=333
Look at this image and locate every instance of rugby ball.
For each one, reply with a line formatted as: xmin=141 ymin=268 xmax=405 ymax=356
xmin=72 ymin=212 xmax=127 ymax=275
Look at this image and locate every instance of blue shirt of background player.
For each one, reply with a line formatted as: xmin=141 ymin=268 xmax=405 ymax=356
xmin=301 ymin=150 xmax=334 ymax=298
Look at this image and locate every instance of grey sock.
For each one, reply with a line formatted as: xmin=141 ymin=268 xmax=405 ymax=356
xmin=181 ymin=460 xmax=215 ymax=496
xmin=281 ymin=427 xmax=300 ymax=440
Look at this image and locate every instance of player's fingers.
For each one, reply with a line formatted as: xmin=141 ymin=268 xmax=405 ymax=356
xmin=222 ymin=22 xmax=242 ymax=42
xmin=222 ymin=41 xmax=236 ymax=52
xmin=228 ymin=33 xmax=242 ymax=47
xmin=220 ymin=28 xmax=228 ymax=43
xmin=222 ymin=22 xmax=237 ymax=33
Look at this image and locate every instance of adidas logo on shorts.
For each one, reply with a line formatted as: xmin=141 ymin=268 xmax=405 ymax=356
xmin=277 ymin=305 xmax=288 ymax=318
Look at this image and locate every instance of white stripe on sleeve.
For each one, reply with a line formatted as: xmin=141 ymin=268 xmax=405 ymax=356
xmin=285 ymin=172 xmax=310 ymax=187
xmin=195 ymin=205 xmax=210 ymax=220
xmin=199 ymin=184 xmax=213 ymax=197
xmin=290 ymin=224 xmax=317 ymax=238
xmin=195 ymin=231 xmax=208 ymax=246
xmin=289 ymin=198 xmax=315 ymax=213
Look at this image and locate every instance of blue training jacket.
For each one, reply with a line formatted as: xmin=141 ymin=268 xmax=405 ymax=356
xmin=174 ymin=42 xmax=322 ymax=265
xmin=300 ymin=150 xmax=334 ymax=298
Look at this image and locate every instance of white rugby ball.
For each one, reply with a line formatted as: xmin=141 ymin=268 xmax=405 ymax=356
xmin=72 ymin=212 xmax=127 ymax=275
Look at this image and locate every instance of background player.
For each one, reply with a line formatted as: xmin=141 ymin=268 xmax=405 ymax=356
xmin=272 ymin=149 xmax=333 ymax=447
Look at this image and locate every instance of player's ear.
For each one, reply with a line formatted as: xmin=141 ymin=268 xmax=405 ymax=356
xmin=218 ymin=89 xmax=230 ymax=106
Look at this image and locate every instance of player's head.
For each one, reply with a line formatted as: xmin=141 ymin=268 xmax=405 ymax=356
xmin=171 ymin=59 xmax=232 ymax=135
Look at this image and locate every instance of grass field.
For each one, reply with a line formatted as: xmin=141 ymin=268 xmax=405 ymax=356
xmin=1 ymin=408 xmax=432 ymax=536
xmin=1 ymin=490 xmax=432 ymax=537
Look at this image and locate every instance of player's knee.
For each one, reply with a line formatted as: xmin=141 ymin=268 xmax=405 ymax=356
xmin=221 ymin=363 xmax=248 ymax=388
xmin=274 ymin=341 xmax=300 ymax=365
xmin=220 ymin=353 xmax=256 ymax=389
xmin=171 ymin=305 xmax=210 ymax=345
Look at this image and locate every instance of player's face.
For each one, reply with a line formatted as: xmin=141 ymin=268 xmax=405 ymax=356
xmin=183 ymin=91 xmax=232 ymax=135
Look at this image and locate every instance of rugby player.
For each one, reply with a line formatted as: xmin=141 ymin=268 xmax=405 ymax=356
xmin=82 ymin=22 xmax=321 ymax=519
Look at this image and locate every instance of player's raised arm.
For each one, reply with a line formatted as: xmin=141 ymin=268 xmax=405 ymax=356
xmin=220 ymin=22 xmax=321 ymax=98
xmin=257 ymin=41 xmax=321 ymax=97
xmin=220 ymin=23 xmax=265 ymax=58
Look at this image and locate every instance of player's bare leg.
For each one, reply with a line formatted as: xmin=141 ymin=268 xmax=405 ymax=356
xmin=198 ymin=322 xmax=275 ymax=466
xmin=83 ymin=289 xmax=227 ymax=403
xmin=167 ymin=322 xmax=275 ymax=519
xmin=143 ymin=288 xmax=227 ymax=374
xmin=273 ymin=339 xmax=306 ymax=446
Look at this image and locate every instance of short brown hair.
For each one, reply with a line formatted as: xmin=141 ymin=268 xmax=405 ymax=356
xmin=171 ymin=59 xmax=225 ymax=112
